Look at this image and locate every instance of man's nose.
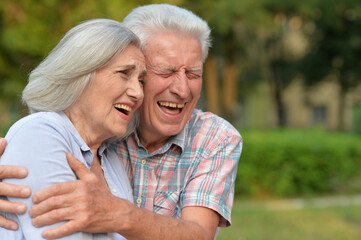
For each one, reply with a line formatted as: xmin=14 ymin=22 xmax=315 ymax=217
xmin=169 ymin=72 xmax=190 ymax=98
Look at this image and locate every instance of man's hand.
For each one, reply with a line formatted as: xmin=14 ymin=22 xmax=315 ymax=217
xmin=29 ymin=153 xmax=132 ymax=239
xmin=29 ymin=152 xmax=220 ymax=240
xmin=0 ymin=138 xmax=31 ymax=230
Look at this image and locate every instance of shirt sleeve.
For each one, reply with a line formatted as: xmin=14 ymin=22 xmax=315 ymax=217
xmin=1 ymin=117 xmax=97 ymax=239
xmin=180 ymin=123 xmax=242 ymax=227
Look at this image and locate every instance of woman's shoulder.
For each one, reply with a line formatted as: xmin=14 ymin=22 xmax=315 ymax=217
xmin=5 ymin=112 xmax=68 ymax=141
xmin=2 ymin=111 xmax=79 ymax=167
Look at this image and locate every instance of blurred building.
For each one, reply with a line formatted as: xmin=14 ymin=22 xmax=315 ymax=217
xmin=242 ymin=78 xmax=361 ymax=132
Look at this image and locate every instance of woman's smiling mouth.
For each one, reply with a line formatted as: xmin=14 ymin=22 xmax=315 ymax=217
xmin=114 ymin=103 xmax=132 ymax=115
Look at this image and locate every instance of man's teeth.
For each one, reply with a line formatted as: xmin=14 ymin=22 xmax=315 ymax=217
xmin=158 ymin=101 xmax=184 ymax=108
xmin=114 ymin=104 xmax=132 ymax=112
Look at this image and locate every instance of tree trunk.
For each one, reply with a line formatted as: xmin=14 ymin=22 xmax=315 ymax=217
xmin=270 ymin=61 xmax=287 ymax=127
xmin=337 ymin=87 xmax=346 ymax=131
xmin=222 ymin=63 xmax=237 ymax=122
xmin=204 ymin=56 xmax=220 ymax=115
xmin=275 ymin=82 xmax=286 ymax=127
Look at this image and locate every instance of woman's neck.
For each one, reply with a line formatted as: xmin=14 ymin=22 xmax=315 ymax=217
xmin=64 ymin=110 xmax=103 ymax=152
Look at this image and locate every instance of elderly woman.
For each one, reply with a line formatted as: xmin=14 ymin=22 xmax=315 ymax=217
xmin=0 ymin=19 xmax=145 ymax=240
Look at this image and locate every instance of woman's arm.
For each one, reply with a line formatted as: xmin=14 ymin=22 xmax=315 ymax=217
xmin=1 ymin=118 xmax=96 ymax=239
xmin=0 ymin=138 xmax=31 ymax=230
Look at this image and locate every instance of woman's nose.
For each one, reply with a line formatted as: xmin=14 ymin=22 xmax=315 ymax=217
xmin=127 ymin=80 xmax=144 ymax=101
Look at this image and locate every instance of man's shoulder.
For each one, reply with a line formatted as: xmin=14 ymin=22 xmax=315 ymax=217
xmin=190 ymin=109 xmax=232 ymax=124
xmin=188 ymin=109 xmax=240 ymax=136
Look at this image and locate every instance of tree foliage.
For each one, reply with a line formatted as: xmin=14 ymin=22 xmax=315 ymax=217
xmin=182 ymin=0 xmax=361 ymax=129
xmin=299 ymin=0 xmax=361 ymax=88
xmin=297 ymin=0 xmax=361 ymax=129
xmin=0 ymin=0 xmax=181 ymax=103
xmin=1 ymin=0 xmax=360 ymax=130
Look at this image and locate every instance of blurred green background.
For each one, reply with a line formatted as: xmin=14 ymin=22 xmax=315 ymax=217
xmin=1 ymin=0 xmax=361 ymax=239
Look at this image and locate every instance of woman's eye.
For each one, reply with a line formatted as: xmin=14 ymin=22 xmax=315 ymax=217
xmin=117 ymin=70 xmax=128 ymax=75
xmin=139 ymin=79 xmax=146 ymax=86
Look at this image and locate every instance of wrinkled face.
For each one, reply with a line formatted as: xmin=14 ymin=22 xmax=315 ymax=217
xmin=69 ymin=45 xmax=146 ymax=142
xmin=138 ymin=31 xmax=203 ymax=149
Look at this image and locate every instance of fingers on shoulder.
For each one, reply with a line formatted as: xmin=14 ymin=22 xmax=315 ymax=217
xmin=0 ymin=138 xmax=6 ymax=155
xmin=32 ymin=181 xmax=79 ymax=204
xmin=42 ymin=221 xmax=81 ymax=239
xmin=0 ymin=165 xmax=28 ymax=179
xmin=0 ymin=215 xmax=18 ymax=231
xmin=0 ymin=182 xmax=30 ymax=198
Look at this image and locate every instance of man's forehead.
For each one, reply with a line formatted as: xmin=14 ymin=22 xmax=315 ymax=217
xmin=147 ymin=64 xmax=202 ymax=72
xmin=144 ymin=34 xmax=203 ymax=70
xmin=145 ymin=54 xmax=203 ymax=71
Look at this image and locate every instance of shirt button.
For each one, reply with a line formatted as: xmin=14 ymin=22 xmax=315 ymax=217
xmin=136 ymin=198 xmax=142 ymax=204
xmin=112 ymin=188 xmax=117 ymax=193
xmin=141 ymin=159 xmax=146 ymax=165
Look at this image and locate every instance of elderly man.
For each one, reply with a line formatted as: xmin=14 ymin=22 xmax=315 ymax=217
xmin=0 ymin=4 xmax=242 ymax=240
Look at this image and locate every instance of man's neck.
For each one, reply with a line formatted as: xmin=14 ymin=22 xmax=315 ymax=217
xmin=137 ymin=129 xmax=170 ymax=154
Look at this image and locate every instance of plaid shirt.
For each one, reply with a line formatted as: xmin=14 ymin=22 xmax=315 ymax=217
xmin=112 ymin=109 xmax=242 ymax=227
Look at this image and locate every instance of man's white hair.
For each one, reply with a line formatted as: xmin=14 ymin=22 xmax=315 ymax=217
xmin=123 ymin=4 xmax=211 ymax=62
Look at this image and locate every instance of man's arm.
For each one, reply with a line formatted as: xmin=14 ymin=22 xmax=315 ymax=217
xmin=0 ymin=138 xmax=31 ymax=230
xmin=29 ymin=153 xmax=219 ymax=240
xmin=116 ymin=204 xmax=219 ymax=240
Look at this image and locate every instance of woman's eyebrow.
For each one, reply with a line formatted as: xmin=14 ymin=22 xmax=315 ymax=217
xmin=140 ymin=70 xmax=147 ymax=77
xmin=116 ymin=64 xmax=136 ymax=69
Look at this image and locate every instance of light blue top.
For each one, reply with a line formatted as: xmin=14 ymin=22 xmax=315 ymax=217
xmin=0 ymin=111 xmax=132 ymax=240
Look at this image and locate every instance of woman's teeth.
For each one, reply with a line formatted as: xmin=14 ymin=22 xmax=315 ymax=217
xmin=114 ymin=104 xmax=132 ymax=115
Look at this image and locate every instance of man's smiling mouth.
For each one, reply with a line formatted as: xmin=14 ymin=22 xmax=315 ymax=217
xmin=158 ymin=101 xmax=185 ymax=113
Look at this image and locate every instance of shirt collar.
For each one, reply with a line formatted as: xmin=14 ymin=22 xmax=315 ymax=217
xmin=58 ymin=111 xmax=111 ymax=169
xmin=58 ymin=111 xmax=109 ymax=153
xmin=98 ymin=142 xmax=109 ymax=156
xmin=58 ymin=111 xmax=90 ymax=152
xmin=131 ymin=122 xmax=188 ymax=156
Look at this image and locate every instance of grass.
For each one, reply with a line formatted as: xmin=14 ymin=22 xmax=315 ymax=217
xmin=217 ymin=197 xmax=361 ymax=240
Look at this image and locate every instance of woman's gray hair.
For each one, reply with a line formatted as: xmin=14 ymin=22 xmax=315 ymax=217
xmin=123 ymin=4 xmax=211 ymax=62
xmin=22 ymin=19 xmax=141 ymax=139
